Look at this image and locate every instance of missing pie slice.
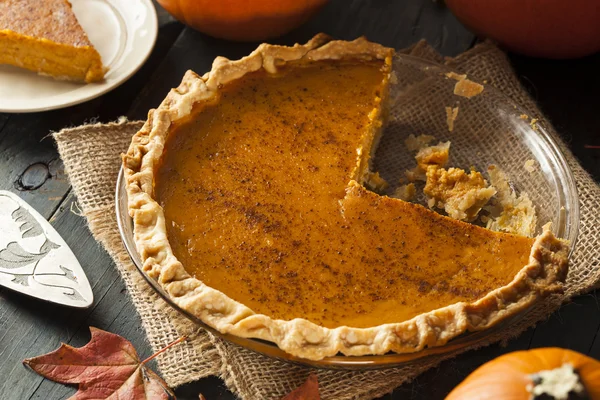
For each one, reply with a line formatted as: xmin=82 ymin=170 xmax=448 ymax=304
xmin=123 ymin=34 xmax=569 ymax=360
xmin=0 ymin=0 xmax=105 ymax=83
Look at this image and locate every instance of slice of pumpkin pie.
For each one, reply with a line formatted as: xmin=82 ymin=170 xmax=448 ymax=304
xmin=123 ymin=34 xmax=569 ymax=360
xmin=0 ymin=0 xmax=105 ymax=83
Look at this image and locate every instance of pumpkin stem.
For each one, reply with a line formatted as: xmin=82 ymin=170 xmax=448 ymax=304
xmin=528 ymin=364 xmax=590 ymax=400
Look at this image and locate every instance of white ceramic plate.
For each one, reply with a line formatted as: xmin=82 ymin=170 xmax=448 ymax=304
xmin=0 ymin=0 xmax=158 ymax=113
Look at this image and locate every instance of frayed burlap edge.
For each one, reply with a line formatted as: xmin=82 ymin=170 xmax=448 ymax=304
xmin=53 ymin=40 xmax=600 ymax=400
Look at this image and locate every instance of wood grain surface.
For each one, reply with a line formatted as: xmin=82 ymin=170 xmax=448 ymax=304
xmin=0 ymin=1 xmax=598 ymax=399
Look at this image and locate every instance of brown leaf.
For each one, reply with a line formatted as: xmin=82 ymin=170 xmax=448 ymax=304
xmin=282 ymin=374 xmax=320 ymax=400
xmin=23 ymin=327 xmax=175 ymax=400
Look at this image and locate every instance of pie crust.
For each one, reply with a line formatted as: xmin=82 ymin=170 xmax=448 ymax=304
xmin=123 ymin=34 xmax=569 ymax=360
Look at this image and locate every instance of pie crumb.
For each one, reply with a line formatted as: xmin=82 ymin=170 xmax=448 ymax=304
xmin=524 ymin=159 xmax=537 ymax=173
xmin=405 ymin=166 xmax=426 ymax=182
xmin=445 ymin=106 xmax=459 ymax=132
xmin=405 ymin=138 xmax=450 ymax=182
xmin=365 ymin=171 xmax=389 ymax=192
xmin=405 ymin=134 xmax=436 ymax=152
xmin=392 ymin=183 xmax=416 ymax=201
xmin=530 ymin=118 xmax=539 ymax=131
xmin=454 ymin=79 xmax=484 ymax=98
xmin=424 ymin=166 xmax=496 ymax=221
xmin=416 ymin=141 xmax=450 ymax=171
xmin=485 ymin=165 xmax=537 ymax=237
xmin=445 ymin=72 xmax=467 ymax=81
xmin=519 ymin=114 xmax=529 ymax=120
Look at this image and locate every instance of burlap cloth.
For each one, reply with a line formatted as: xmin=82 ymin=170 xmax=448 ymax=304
xmin=53 ymin=41 xmax=600 ymax=399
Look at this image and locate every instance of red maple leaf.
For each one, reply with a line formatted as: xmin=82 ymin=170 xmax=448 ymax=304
xmin=23 ymin=327 xmax=184 ymax=400
xmin=282 ymin=374 xmax=320 ymax=400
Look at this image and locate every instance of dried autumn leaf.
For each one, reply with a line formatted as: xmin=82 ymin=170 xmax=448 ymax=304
xmin=23 ymin=327 xmax=177 ymax=400
xmin=282 ymin=374 xmax=320 ymax=400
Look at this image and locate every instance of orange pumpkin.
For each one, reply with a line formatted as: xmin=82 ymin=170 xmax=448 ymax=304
xmin=446 ymin=348 xmax=600 ymax=400
xmin=445 ymin=0 xmax=600 ymax=59
xmin=156 ymin=0 xmax=329 ymax=42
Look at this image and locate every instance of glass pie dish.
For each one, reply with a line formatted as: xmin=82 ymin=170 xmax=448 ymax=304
xmin=116 ymin=53 xmax=579 ymax=369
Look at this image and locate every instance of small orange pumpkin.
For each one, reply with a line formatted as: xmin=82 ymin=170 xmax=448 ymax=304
xmin=446 ymin=348 xmax=600 ymax=400
xmin=156 ymin=0 xmax=329 ymax=42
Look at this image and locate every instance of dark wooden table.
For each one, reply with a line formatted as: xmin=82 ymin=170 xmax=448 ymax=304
xmin=1 ymin=1 xmax=599 ymax=399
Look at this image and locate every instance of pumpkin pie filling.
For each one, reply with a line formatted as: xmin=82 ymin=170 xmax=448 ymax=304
xmin=154 ymin=58 xmax=536 ymax=329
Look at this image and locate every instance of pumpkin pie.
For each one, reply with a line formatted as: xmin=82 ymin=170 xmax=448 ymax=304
xmin=123 ymin=35 xmax=569 ymax=360
xmin=0 ymin=0 xmax=105 ymax=83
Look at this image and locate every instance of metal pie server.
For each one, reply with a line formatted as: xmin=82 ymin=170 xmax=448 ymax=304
xmin=0 ymin=190 xmax=93 ymax=308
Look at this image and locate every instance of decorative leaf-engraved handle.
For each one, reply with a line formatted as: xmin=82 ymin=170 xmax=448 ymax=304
xmin=12 ymin=206 xmax=43 ymax=238
xmin=0 ymin=241 xmax=52 ymax=269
